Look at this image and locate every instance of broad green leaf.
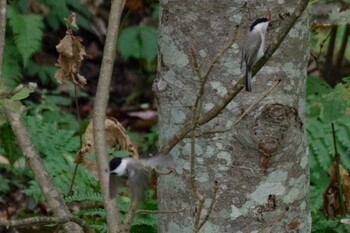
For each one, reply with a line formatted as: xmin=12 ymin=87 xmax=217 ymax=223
xmin=117 ymin=26 xmax=158 ymax=64
xmin=11 ymin=87 xmax=33 ymax=101
xmin=306 ymin=76 xmax=331 ymax=96
xmin=139 ymin=26 xmax=158 ymax=63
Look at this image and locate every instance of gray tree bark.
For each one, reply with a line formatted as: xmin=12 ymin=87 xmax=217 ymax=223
xmin=156 ymin=0 xmax=310 ymax=233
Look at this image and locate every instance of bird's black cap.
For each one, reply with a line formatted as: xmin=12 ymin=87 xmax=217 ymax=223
xmin=250 ymin=18 xmax=269 ymax=31
xmin=109 ymin=157 xmax=122 ymax=171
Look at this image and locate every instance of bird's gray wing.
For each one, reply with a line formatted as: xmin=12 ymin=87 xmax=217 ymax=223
xmin=142 ymin=153 xmax=174 ymax=170
xmin=126 ymin=160 xmax=151 ymax=203
xmin=242 ymin=31 xmax=262 ymax=68
xmin=109 ymin=174 xmax=127 ymax=199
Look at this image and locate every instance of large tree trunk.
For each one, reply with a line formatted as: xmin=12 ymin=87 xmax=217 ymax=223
xmin=156 ymin=1 xmax=310 ymax=232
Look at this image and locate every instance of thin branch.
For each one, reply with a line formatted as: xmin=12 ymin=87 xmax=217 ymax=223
xmin=0 ymin=216 xmax=94 ymax=233
xmin=331 ymin=123 xmax=346 ymax=214
xmin=159 ymin=0 xmax=309 ymax=155
xmin=193 ymin=182 xmax=220 ymax=233
xmin=136 ymin=208 xmax=185 ymax=214
xmin=120 ymin=201 xmax=138 ymax=233
xmin=190 ymin=128 xmax=200 ymax=198
xmin=193 ymin=196 xmax=205 ymax=228
xmin=196 ymin=78 xmax=281 ymax=136
xmin=323 ymin=25 xmax=337 ymax=86
xmin=67 ymin=84 xmax=84 ymax=196
xmin=92 ymin=0 xmax=126 ymax=232
xmin=4 ymin=103 xmax=83 ymax=233
xmin=232 ymin=79 xmax=281 ymax=126
xmin=335 ymin=24 xmax=350 ymax=78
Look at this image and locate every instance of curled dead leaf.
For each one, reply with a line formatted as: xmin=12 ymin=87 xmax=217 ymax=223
xmin=76 ymin=117 xmax=139 ymax=179
xmin=55 ymin=31 xmax=87 ymax=87
xmin=324 ymin=164 xmax=350 ymax=217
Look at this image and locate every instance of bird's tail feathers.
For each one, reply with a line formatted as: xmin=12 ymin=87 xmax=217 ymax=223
xmin=245 ymin=69 xmax=252 ymax=92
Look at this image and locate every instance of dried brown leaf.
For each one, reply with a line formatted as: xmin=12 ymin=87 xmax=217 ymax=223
xmin=327 ymin=164 xmax=350 ymax=214
xmin=64 ymin=12 xmax=78 ymax=30
xmin=55 ymin=31 xmax=87 ymax=87
xmin=76 ymin=117 xmax=139 ymax=179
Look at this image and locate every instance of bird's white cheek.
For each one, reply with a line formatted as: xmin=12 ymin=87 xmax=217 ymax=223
xmin=111 ymin=159 xmax=128 ymax=176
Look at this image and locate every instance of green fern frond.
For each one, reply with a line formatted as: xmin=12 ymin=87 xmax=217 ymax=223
xmin=310 ymin=138 xmax=332 ymax=172
xmin=7 ymin=5 xmax=44 ymax=65
xmin=79 ymin=208 xmax=105 ymax=217
xmin=41 ymin=0 xmax=91 ymax=31
xmin=132 ymin=214 xmax=157 ymax=230
xmin=2 ymin=39 xmax=22 ymax=88
xmin=25 ymin=60 xmax=57 ymax=85
xmin=90 ymin=223 xmax=107 ymax=233
xmin=65 ymin=192 xmax=102 ymax=203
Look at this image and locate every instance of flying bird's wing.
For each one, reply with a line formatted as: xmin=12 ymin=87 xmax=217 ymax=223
xmin=109 ymin=174 xmax=127 ymax=199
xmin=142 ymin=153 xmax=174 ymax=171
xmin=126 ymin=160 xmax=151 ymax=203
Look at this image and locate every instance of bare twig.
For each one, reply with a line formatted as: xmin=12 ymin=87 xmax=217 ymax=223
xmin=136 ymin=208 xmax=185 ymax=214
xmin=193 ymin=196 xmax=205 ymax=228
xmin=159 ymin=0 xmax=309 ymax=155
xmin=0 ymin=216 xmax=94 ymax=233
xmin=189 ymin=38 xmax=229 ymax=232
xmin=323 ymin=25 xmax=337 ymax=86
xmin=193 ymin=182 xmax=220 ymax=233
xmin=335 ymin=24 xmax=350 ymax=79
xmin=233 ymin=79 xmax=281 ymax=125
xmin=331 ymin=123 xmax=346 ymax=214
xmin=67 ymin=82 xmax=84 ymax=196
xmin=92 ymin=0 xmax=126 ymax=232
xmin=120 ymin=201 xmax=138 ymax=233
xmin=67 ymin=162 xmax=79 ymax=196
xmin=196 ymin=78 xmax=281 ymax=136
xmin=190 ymin=128 xmax=200 ymax=198
xmin=4 ymin=104 xmax=83 ymax=233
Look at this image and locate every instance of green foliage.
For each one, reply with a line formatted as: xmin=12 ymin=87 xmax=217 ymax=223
xmin=0 ymin=122 xmax=23 ymax=166
xmin=307 ymin=77 xmax=350 ymax=123
xmin=65 ymin=192 xmax=102 ymax=203
xmin=129 ymin=125 xmax=159 ymax=153
xmin=22 ymin=180 xmax=42 ymax=203
xmin=7 ymin=5 xmax=44 ymax=65
xmin=41 ymin=0 xmax=91 ymax=31
xmin=307 ymin=76 xmax=350 ymax=232
xmin=0 ymin=176 xmax=11 ymax=194
xmin=2 ymin=0 xmax=91 ymax=89
xmin=2 ymin=40 xmax=22 ymax=89
xmin=142 ymin=125 xmax=158 ymax=152
xmin=117 ymin=25 xmax=158 ymax=66
xmin=68 ymin=187 xmax=157 ymax=232
xmin=312 ymin=213 xmax=350 ymax=233
xmin=15 ymin=99 xmax=97 ymax=201
xmin=22 ymin=114 xmax=98 ymax=197
xmin=24 ymin=60 xmax=57 ymax=86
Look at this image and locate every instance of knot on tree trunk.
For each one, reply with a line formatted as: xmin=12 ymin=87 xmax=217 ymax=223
xmin=252 ymin=103 xmax=302 ymax=168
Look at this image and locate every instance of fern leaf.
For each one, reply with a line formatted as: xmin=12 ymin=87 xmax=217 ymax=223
xmin=2 ymin=39 xmax=22 ymax=88
xmin=90 ymin=223 xmax=107 ymax=233
xmin=310 ymin=138 xmax=331 ymax=172
xmin=79 ymin=208 xmax=105 ymax=217
xmin=132 ymin=213 xmax=157 ymax=228
xmin=7 ymin=5 xmax=44 ymax=65
xmin=65 ymin=192 xmax=102 ymax=203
